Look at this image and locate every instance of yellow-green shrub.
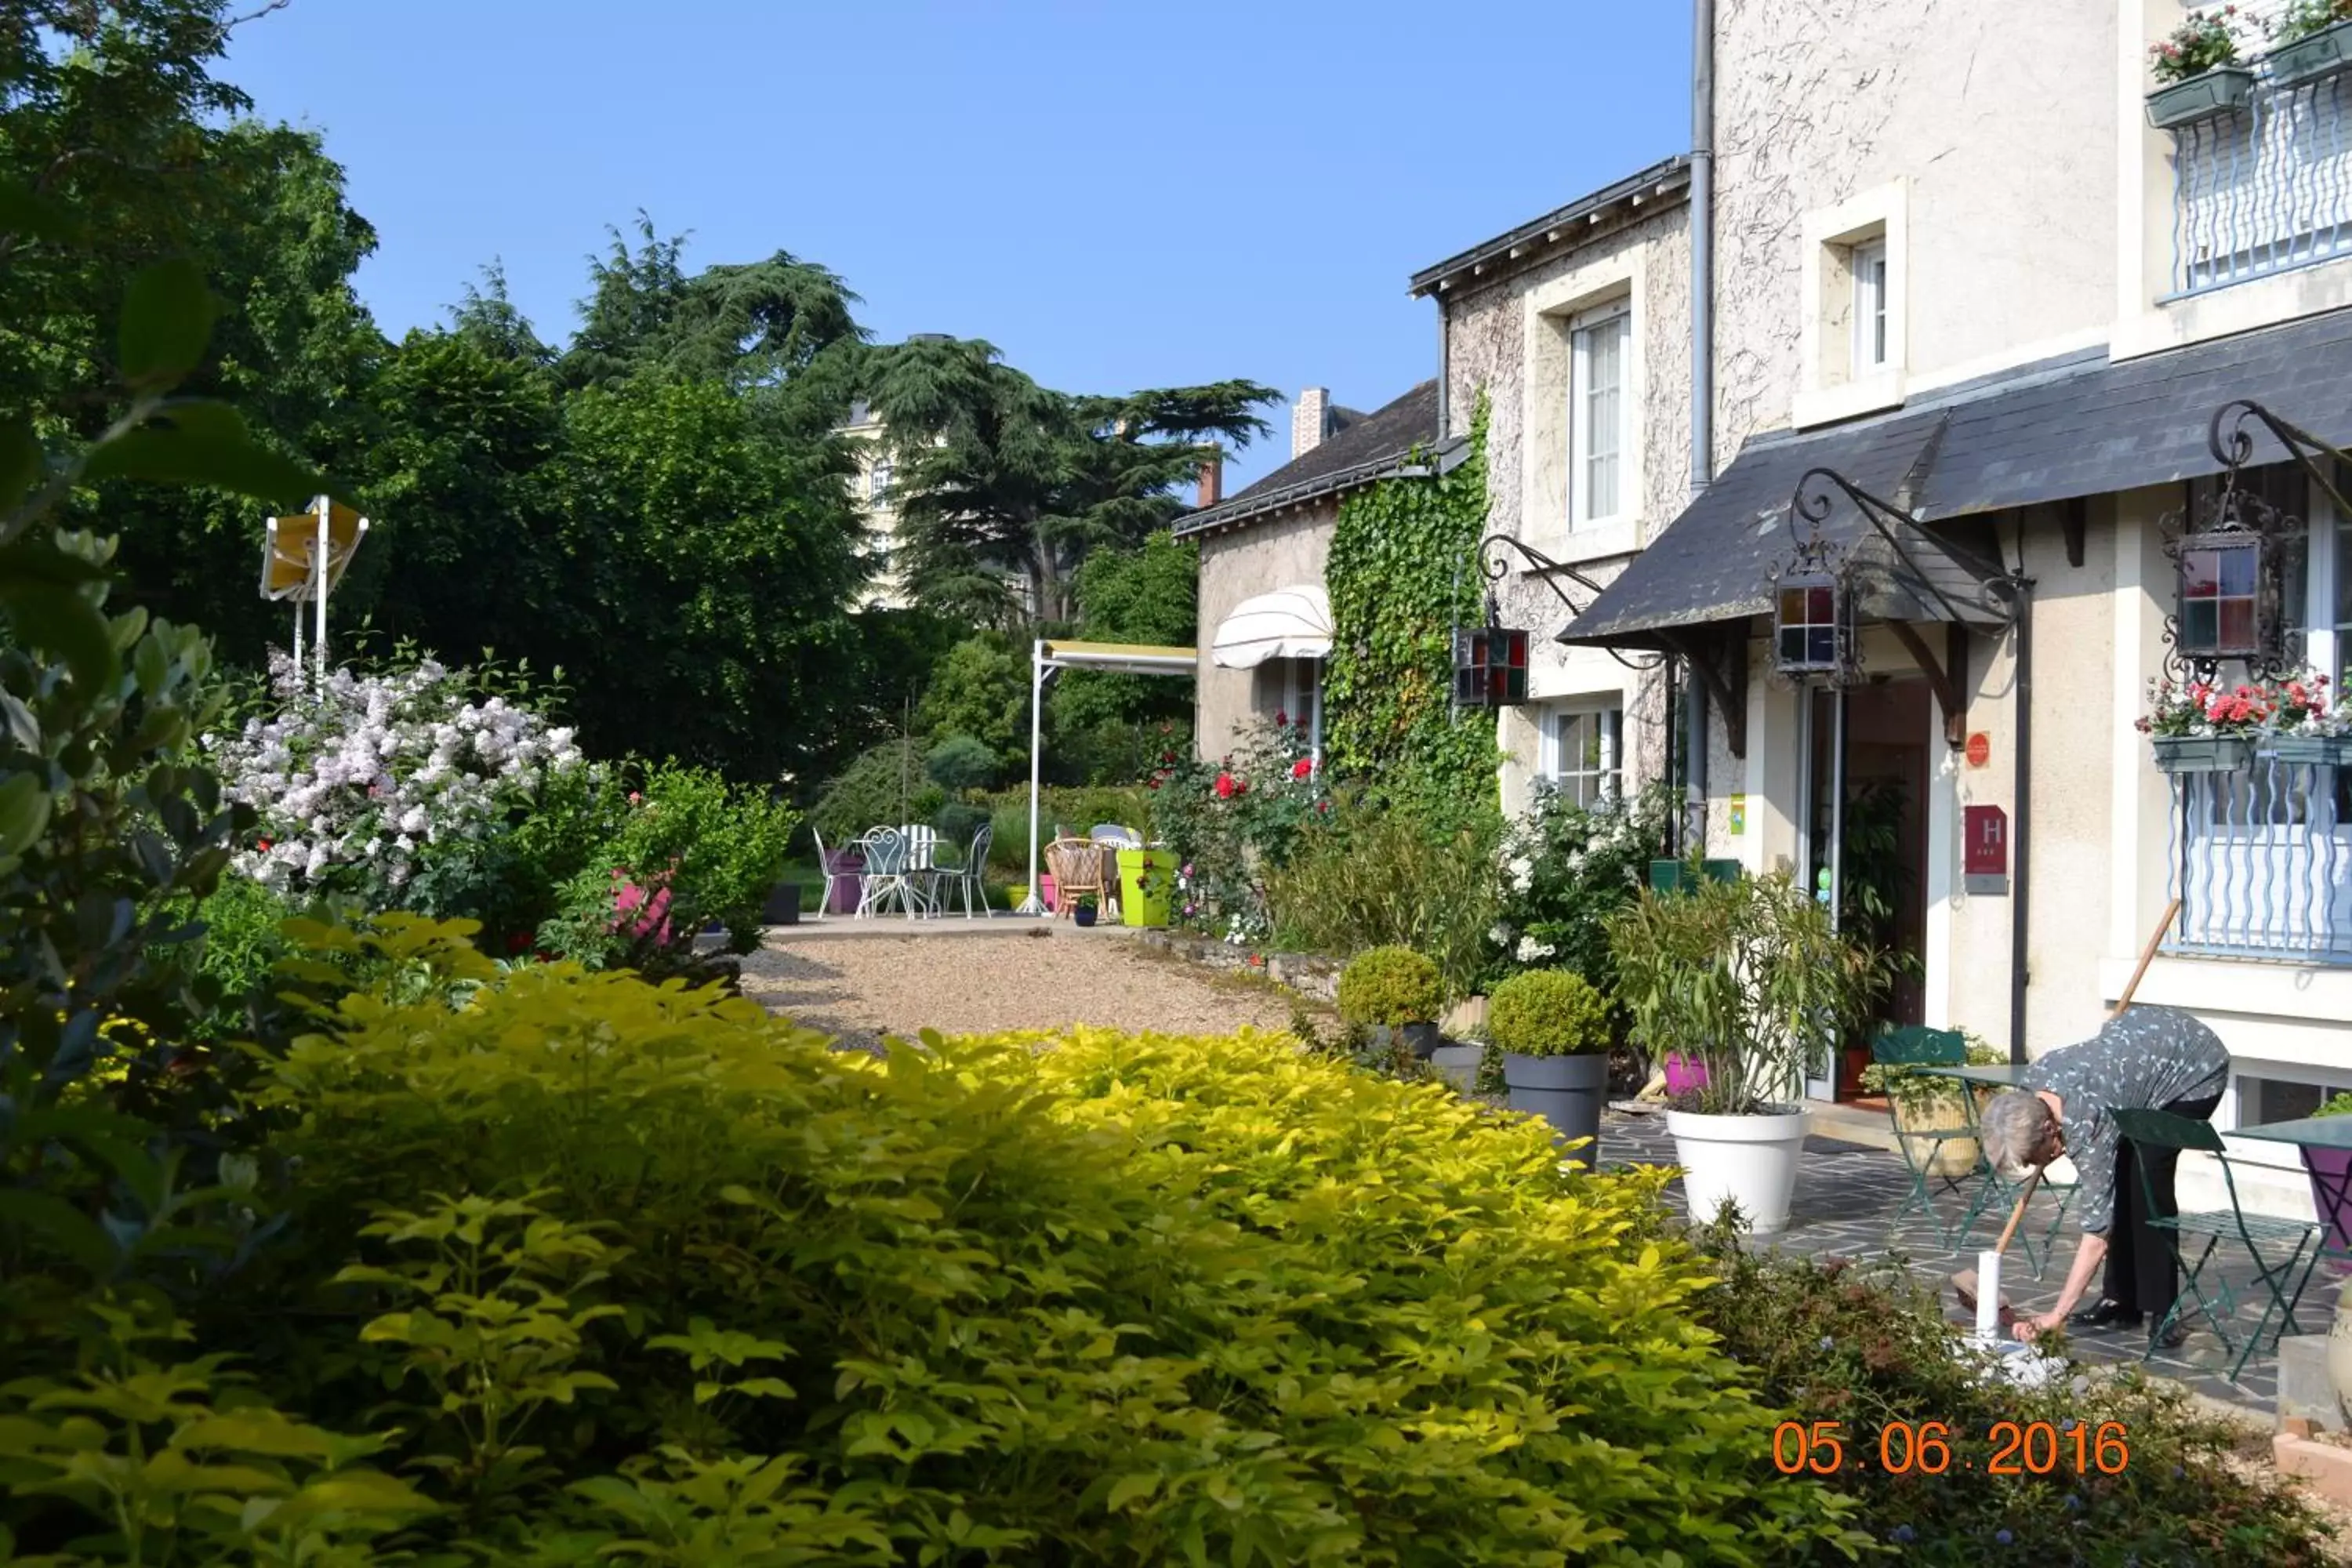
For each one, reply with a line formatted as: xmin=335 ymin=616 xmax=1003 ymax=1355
xmin=9 ymin=917 xmax=1867 ymax=1564
xmin=1488 ymin=968 xmax=1611 ymax=1058
xmin=1334 ymin=944 xmax=1445 ymax=1025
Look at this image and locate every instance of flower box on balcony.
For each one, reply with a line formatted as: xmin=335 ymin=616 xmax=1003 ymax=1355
xmin=2266 ymin=734 xmax=2352 ymax=767
xmin=2268 ymin=20 xmax=2352 ymax=89
xmin=2147 ymin=66 xmax=2256 ymax=129
xmin=2151 ymin=735 xmax=2256 ymax=772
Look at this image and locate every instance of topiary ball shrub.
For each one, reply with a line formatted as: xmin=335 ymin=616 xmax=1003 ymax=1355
xmin=1335 ymin=945 xmax=1445 ymax=1026
xmin=2 ymin=916 xmax=1872 ymax=1567
xmin=1693 ymin=1223 xmax=2332 ymax=1565
xmin=1488 ymin=968 xmax=1610 ymax=1058
xmin=926 ymin=732 xmax=1002 ymax=793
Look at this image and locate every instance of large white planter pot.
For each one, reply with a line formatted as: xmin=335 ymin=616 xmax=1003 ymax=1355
xmin=1666 ymin=1107 xmax=1809 ymax=1235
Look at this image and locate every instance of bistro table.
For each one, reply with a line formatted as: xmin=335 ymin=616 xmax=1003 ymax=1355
xmin=2227 ymin=1115 xmax=2352 ymax=1253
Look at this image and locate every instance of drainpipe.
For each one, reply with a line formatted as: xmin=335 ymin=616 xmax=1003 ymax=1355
xmin=1682 ymin=0 xmax=1716 ymax=853
xmin=2008 ymin=521 xmax=2036 ymax=1066
xmin=1434 ymin=295 xmax=1450 ymax=441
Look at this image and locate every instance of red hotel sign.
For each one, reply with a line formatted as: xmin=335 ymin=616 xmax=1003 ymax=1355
xmin=1964 ymin=804 xmax=2009 ymax=895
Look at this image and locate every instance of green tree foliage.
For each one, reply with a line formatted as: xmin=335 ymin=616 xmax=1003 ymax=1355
xmin=913 ymin=634 xmax=1029 ymax=758
xmin=863 ymin=334 xmax=1273 ymax=625
xmin=1322 ymin=397 xmax=1500 ymax=832
xmin=1048 ymin=531 xmax=1197 ymax=781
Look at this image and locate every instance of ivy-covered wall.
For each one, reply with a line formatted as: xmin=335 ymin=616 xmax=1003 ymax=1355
xmin=1323 ymin=396 xmax=1501 ymax=830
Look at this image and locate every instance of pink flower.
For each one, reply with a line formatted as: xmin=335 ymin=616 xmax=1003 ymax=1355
xmin=628 ymin=790 xmax=643 ymax=804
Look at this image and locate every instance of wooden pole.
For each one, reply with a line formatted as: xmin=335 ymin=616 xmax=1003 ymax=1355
xmin=2111 ymin=897 xmax=2182 ymax=1021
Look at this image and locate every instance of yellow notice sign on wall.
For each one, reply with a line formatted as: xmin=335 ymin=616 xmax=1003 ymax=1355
xmin=1729 ymin=795 xmax=1748 ymax=835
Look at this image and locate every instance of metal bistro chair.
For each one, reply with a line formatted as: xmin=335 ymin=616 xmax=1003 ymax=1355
xmin=1873 ymin=1025 xmax=1979 ymax=1245
xmin=931 ymin=822 xmax=993 ymax=920
xmin=2112 ymin=1107 xmax=2326 ymax=1379
xmin=810 ymin=824 xmax=862 ymax=923
xmin=854 ymin=826 xmax=920 ymax=920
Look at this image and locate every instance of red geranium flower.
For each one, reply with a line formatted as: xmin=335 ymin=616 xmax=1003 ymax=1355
xmin=255 ymin=837 xmax=272 ymax=851
xmin=1291 ymin=757 xmax=1314 ymax=779
xmin=1214 ymin=772 xmax=1237 ymax=799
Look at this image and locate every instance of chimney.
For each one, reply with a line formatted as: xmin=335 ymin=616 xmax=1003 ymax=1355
xmin=1197 ymin=455 xmax=1223 ymax=508
xmin=1291 ymin=387 xmax=1330 ymax=459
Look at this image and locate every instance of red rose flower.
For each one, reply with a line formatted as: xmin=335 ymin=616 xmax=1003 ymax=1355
xmin=255 ymin=837 xmax=272 ymax=851
xmin=1214 ymin=772 xmax=1237 ymax=799
xmin=1291 ymin=757 xmax=1313 ymax=779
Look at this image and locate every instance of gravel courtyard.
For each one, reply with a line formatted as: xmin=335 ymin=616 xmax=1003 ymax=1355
xmin=739 ymin=924 xmax=1301 ymax=1051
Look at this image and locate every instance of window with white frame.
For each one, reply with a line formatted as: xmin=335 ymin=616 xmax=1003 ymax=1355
xmin=1850 ymin=239 xmax=1889 ymax=378
xmin=1539 ymin=702 xmax=1622 ymax=810
xmin=867 ymin=460 xmax=894 ymax=503
xmin=1568 ymin=301 xmax=1629 ymax=529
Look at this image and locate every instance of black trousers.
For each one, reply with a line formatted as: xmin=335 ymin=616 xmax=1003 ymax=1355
xmin=2102 ymin=1091 xmax=2224 ymax=1319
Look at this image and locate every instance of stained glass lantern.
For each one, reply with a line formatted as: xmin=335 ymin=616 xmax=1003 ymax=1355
xmin=2173 ymin=532 xmax=2272 ymax=661
xmin=1773 ymin=572 xmax=1851 ymax=677
xmin=1452 ymin=625 xmax=1530 ymax=707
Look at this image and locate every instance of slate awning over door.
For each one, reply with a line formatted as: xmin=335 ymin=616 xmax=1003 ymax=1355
xmin=1560 ymin=305 xmax=2352 ymax=649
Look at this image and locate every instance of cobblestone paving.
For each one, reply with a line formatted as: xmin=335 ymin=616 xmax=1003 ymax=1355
xmin=1599 ymin=1110 xmax=2340 ymax=1414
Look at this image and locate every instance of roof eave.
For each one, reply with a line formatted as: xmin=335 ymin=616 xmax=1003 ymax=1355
xmin=1175 ymin=434 xmax=1462 ymax=541
xmin=1409 ymin=154 xmax=1692 ymax=299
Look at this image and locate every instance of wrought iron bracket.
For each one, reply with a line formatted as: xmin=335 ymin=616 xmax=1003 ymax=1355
xmin=1659 ymin=626 xmax=1748 ymax=760
xmin=2209 ymin=398 xmax=2352 ymax=517
xmin=1784 ymin=466 xmax=2013 ymax=632
xmin=1474 ymin=532 xmax=1664 ymax=671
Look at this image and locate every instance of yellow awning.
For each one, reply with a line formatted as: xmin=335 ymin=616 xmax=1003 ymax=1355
xmin=261 ymin=499 xmax=367 ymax=601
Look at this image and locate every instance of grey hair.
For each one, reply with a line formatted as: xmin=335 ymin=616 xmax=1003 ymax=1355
xmin=1979 ymin=1090 xmax=2056 ymax=1183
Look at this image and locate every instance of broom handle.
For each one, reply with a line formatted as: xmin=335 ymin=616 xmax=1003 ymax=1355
xmin=1988 ymin=900 xmax=2179 ymax=1260
xmin=2111 ymin=897 xmax=2181 ymax=1020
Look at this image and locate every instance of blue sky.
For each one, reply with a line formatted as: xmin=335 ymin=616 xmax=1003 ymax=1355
xmin=225 ymin=1 xmax=1690 ymax=491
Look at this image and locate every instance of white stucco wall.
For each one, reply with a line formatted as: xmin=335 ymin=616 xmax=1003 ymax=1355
xmin=1711 ymin=0 xmax=2117 ymax=457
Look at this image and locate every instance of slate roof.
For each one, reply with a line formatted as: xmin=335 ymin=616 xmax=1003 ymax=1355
xmin=1561 ymin=307 xmax=2352 ymax=647
xmin=1410 ymin=155 xmax=1692 ymax=299
xmin=1175 ymin=380 xmax=1443 ymax=539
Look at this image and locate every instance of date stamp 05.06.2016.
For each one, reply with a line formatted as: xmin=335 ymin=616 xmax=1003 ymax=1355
xmin=1772 ymin=1420 xmax=2130 ymax=1478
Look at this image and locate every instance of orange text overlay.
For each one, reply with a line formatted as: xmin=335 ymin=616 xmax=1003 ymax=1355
xmin=1771 ymin=1420 xmax=2130 ymax=1477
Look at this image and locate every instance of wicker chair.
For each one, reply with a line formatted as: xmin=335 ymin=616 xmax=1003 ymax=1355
xmin=1044 ymin=836 xmax=1106 ymax=920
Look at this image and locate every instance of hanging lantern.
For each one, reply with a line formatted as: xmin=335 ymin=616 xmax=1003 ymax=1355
xmin=1452 ymin=625 xmax=1530 ymax=707
xmin=2172 ymin=531 xmax=2272 ymax=662
xmin=1773 ymin=569 xmax=1852 ymax=677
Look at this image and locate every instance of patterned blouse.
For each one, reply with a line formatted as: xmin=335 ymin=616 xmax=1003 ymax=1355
xmin=2020 ymin=1004 xmax=2230 ymax=1235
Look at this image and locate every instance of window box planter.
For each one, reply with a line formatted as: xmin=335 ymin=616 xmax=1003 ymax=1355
xmin=2147 ymin=65 xmax=2256 ymax=129
xmin=2266 ymin=734 xmax=2352 ymax=767
xmin=2269 ymin=20 xmax=2352 ymax=89
xmin=2151 ymin=734 xmax=2256 ymax=773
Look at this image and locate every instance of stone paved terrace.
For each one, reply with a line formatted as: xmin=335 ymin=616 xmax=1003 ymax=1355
xmin=1597 ymin=1109 xmax=2345 ymax=1415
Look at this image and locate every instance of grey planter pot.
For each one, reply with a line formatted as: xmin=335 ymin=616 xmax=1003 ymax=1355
xmin=2266 ymin=734 xmax=2352 ymax=767
xmin=2147 ymin=65 xmax=2256 ymax=129
xmin=2269 ymin=20 xmax=2352 ymax=88
xmin=1367 ymin=1022 xmax=1443 ymax=1060
xmin=1504 ymin=1051 xmax=1608 ymax=1167
xmin=763 ymin=882 xmax=802 ymax=924
xmin=1429 ymin=1043 xmax=1483 ymax=1094
xmin=2152 ymin=735 xmax=2256 ymax=774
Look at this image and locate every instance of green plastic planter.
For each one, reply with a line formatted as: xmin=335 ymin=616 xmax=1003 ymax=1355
xmin=2267 ymin=734 xmax=2352 ymax=767
xmin=2268 ymin=20 xmax=2352 ymax=89
xmin=1117 ymin=848 xmax=1174 ymax=927
xmin=2151 ymin=735 xmax=2256 ymax=773
xmin=2146 ymin=65 xmax=2255 ymax=129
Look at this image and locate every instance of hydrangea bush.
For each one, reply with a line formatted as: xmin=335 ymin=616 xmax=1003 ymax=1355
xmin=1487 ymin=780 xmax=1675 ymax=991
xmin=207 ymin=653 xmax=585 ymax=914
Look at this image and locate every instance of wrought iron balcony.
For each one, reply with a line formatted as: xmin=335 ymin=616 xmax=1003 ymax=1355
xmin=2168 ymin=72 xmax=2352 ymax=299
xmin=2166 ymin=754 xmax=2352 ymax=963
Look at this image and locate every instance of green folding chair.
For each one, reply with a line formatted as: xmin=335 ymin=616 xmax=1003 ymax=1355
xmin=1874 ymin=1026 xmax=1979 ymax=1244
xmin=2111 ymin=1107 xmax=2326 ymax=1380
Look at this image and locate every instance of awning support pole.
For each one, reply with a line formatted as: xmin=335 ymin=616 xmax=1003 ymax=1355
xmin=1308 ymin=660 xmax=1323 ymax=771
xmin=314 ymin=493 xmax=329 ymax=683
xmin=1019 ymin=641 xmax=1046 ymax=916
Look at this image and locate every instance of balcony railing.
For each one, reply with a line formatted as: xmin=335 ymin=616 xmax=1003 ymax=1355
xmin=2169 ymin=72 xmax=2352 ymax=299
xmin=2166 ymin=756 xmax=2352 ymax=963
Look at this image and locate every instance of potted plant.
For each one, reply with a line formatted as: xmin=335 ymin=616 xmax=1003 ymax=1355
xmin=2136 ymin=674 xmax=2264 ymax=772
xmin=1073 ymin=891 xmax=1099 ymax=928
xmin=762 ymin=879 xmax=803 ymax=925
xmin=1607 ymin=866 xmax=1889 ymax=1235
xmin=2147 ymin=9 xmax=2254 ymax=129
xmin=2267 ymin=0 xmax=2352 ymax=87
xmin=1336 ymin=946 xmax=1445 ymax=1059
xmin=2300 ymin=1091 xmax=2352 ymax=1250
xmin=1490 ymin=969 xmax=1613 ymax=1167
xmin=1859 ymin=1034 xmax=2005 ymax=1178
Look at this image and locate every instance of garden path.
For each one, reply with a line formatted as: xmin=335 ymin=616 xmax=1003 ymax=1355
xmin=741 ymin=924 xmax=1299 ymax=1054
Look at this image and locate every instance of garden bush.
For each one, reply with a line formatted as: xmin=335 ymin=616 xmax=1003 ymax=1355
xmin=1487 ymin=969 xmax=1610 ymax=1057
xmin=1696 ymin=1228 xmax=2332 ymax=1564
xmin=925 ymin=731 xmax=1001 ymax=791
xmin=1487 ymin=781 xmax=1673 ymax=999
xmin=808 ymin=737 xmax=940 ymax=845
xmin=1262 ymin=797 xmax=1499 ymax=993
xmin=1335 ymin=945 xmax=1446 ymax=1025
xmin=982 ymin=783 xmax=1152 ymax=873
xmin=0 ymin=916 xmax=1869 ymax=1565
xmin=1147 ymin=719 xmax=1326 ymax=942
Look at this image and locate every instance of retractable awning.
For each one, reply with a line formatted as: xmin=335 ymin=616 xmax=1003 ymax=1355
xmin=1210 ymin=585 xmax=1332 ymax=668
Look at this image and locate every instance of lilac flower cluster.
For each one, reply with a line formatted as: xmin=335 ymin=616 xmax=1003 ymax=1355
xmin=205 ymin=652 xmax=583 ymax=905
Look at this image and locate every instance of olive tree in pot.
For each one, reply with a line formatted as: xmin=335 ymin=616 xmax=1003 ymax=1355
xmin=1606 ymin=869 xmax=1889 ymax=1234
xmin=1335 ymin=946 xmax=1445 ymax=1059
xmin=1490 ymin=969 xmax=1612 ymax=1167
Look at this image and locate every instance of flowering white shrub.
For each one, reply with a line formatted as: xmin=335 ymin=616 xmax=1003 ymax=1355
xmin=206 ymin=653 xmax=584 ymax=909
